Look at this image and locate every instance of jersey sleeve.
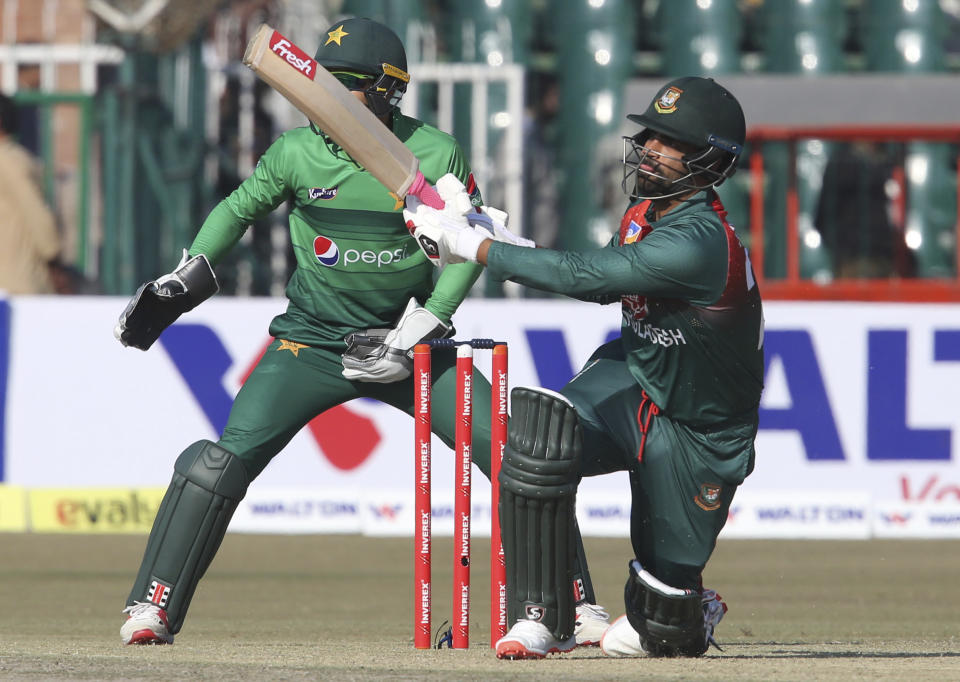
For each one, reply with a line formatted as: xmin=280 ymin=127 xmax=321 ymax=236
xmin=423 ymin=137 xmax=483 ymax=322
xmin=189 ymin=135 xmax=293 ymax=264
xmin=445 ymin=142 xmax=483 ymax=205
xmin=485 ymin=223 xmax=728 ymax=305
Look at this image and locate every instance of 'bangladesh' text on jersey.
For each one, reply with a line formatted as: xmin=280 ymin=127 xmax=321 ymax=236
xmin=483 ymin=189 xmax=764 ymax=427
xmin=614 ymin=196 xmax=763 ymax=425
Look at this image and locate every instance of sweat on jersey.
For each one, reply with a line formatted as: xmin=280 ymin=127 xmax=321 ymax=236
xmin=485 ymin=190 xmax=764 ymax=428
xmin=188 ymin=111 xmax=482 ymax=349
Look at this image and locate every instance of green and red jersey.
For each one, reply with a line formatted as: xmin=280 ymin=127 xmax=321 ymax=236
xmin=485 ymin=190 xmax=764 ymax=426
xmin=189 ymin=111 xmax=482 ymax=348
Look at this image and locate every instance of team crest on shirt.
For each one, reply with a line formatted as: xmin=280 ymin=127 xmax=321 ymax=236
xmin=654 ymin=86 xmax=683 ymax=114
xmin=695 ymin=483 xmax=723 ymax=511
xmin=313 ymin=235 xmax=340 ymax=266
xmin=308 ymin=187 xmax=338 ymax=200
xmin=623 ymin=220 xmax=644 ymax=244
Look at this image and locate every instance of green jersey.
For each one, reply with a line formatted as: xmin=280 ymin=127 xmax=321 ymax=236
xmin=486 ymin=190 xmax=764 ymax=426
xmin=189 ymin=111 xmax=482 ymax=348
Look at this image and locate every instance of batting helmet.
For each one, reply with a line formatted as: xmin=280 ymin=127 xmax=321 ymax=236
xmin=314 ymin=17 xmax=409 ymax=118
xmin=622 ymin=76 xmax=745 ymax=201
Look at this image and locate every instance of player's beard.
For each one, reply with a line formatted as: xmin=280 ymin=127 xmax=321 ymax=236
xmin=634 ymin=170 xmax=673 ymax=196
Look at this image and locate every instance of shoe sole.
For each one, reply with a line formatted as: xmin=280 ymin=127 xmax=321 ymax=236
xmin=496 ymin=641 xmax=575 ymax=660
xmin=125 ymin=628 xmax=172 ymax=645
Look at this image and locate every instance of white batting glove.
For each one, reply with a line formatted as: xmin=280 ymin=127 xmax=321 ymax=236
xmin=435 ymin=173 xmax=535 ymax=249
xmin=435 ymin=173 xmax=476 ymax=218
xmin=468 ymin=206 xmax=535 ymax=249
xmin=404 ymin=195 xmax=486 ymax=267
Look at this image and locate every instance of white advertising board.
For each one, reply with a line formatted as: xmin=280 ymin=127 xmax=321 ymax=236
xmin=1 ymin=296 xmax=958 ymax=537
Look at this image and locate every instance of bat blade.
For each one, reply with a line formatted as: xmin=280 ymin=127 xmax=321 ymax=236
xmin=242 ymin=24 xmax=427 ymax=201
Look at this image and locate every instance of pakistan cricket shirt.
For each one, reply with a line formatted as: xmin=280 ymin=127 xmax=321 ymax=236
xmin=189 ymin=110 xmax=482 ymax=347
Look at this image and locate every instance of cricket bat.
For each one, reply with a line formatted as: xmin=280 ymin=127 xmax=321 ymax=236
xmin=242 ymin=24 xmax=444 ymax=208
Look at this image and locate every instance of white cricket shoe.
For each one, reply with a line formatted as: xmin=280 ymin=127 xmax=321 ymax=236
xmin=600 ymin=590 xmax=729 ymax=657
xmin=574 ymin=602 xmax=610 ymax=647
xmin=120 ymin=601 xmax=174 ymax=645
xmin=599 ymin=614 xmax=646 ymax=657
xmin=495 ymin=620 xmax=576 ymax=660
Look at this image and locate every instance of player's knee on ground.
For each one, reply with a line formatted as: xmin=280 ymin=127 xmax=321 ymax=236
xmin=499 ymin=387 xmax=581 ymax=640
xmin=623 ymin=559 xmax=707 ymax=657
xmin=126 ymin=440 xmax=250 ymax=633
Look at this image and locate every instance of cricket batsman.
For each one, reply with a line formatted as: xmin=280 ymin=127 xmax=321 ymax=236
xmin=113 ymin=16 xmax=608 ymax=648
xmin=403 ymin=76 xmax=764 ymax=659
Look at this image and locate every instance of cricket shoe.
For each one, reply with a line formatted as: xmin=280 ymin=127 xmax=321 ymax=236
xmin=599 ymin=614 xmax=647 ymax=657
xmin=495 ymin=620 xmax=576 ymax=660
xmin=574 ymin=602 xmax=610 ymax=647
xmin=120 ymin=601 xmax=174 ymax=645
xmin=600 ymin=590 xmax=728 ymax=657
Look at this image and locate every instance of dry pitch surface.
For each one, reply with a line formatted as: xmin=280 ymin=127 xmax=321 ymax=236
xmin=0 ymin=533 xmax=958 ymax=680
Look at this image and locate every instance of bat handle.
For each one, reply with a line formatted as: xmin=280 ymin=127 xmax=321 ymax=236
xmin=407 ymin=171 xmax=445 ymax=210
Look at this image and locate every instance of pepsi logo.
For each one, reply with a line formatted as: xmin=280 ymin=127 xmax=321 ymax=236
xmin=314 ymin=235 xmax=340 ymax=266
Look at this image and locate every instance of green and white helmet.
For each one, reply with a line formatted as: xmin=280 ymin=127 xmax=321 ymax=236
xmin=622 ymin=76 xmax=746 ymax=200
xmin=314 ymin=17 xmax=410 ymax=118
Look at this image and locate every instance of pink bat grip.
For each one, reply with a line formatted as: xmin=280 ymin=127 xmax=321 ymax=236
xmin=407 ymin=171 xmax=445 ymax=209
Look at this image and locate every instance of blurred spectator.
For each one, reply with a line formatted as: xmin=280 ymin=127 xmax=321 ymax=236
xmin=0 ymin=94 xmax=69 ymax=294
xmin=814 ymin=141 xmax=915 ymax=279
xmin=489 ymin=73 xmax=562 ymax=249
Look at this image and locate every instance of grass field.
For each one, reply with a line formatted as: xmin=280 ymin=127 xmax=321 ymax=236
xmin=1 ymin=533 xmax=958 ymax=680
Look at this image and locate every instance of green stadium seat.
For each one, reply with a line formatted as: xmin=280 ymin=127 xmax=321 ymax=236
xmin=757 ymin=1 xmax=846 ymax=280
xmin=655 ymin=0 xmax=742 ymax=76
xmin=860 ymin=0 xmax=947 ymax=72
xmin=760 ymin=0 xmax=846 ymax=74
xmin=860 ymin=1 xmax=955 ymax=278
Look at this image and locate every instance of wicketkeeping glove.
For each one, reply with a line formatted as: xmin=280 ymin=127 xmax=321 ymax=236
xmin=114 ymin=249 xmax=219 ymax=351
xmin=341 ymin=297 xmax=453 ymax=383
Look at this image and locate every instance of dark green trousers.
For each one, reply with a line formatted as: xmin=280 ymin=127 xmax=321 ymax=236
xmin=220 ymin=339 xmax=493 ymax=479
xmin=562 ymin=341 xmax=752 ymax=590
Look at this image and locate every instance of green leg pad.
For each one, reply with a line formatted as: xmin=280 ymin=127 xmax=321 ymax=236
xmin=499 ymin=387 xmax=580 ymax=640
xmin=125 ymin=440 xmax=250 ymax=633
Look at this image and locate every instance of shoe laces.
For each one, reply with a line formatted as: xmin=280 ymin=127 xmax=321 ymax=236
xmin=123 ymin=601 xmax=162 ymax=618
xmin=701 ymin=589 xmax=728 ymax=651
xmin=575 ymin=602 xmax=610 ymax=622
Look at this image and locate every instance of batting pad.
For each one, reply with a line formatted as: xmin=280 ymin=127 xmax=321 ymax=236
xmin=125 ymin=440 xmax=249 ymax=633
xmin=498 ymin=387 xmax=580 ymax=640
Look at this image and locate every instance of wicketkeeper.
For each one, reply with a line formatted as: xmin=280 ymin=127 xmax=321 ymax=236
xmin=114 ymin=16 xmax=608 ymax=648
xmin=403 ymin=76 xmax=764 ymax=659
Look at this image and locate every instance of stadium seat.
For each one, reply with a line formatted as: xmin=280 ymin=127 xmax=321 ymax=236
xmin=655 ymin=0 xmax=742 ymax=76
xmin=553 ymin=2 xmax=635 ymax=251
xmin=860 ymin=0 xmax=955 ymax=278
xmin=754 ymin=0 xmax=847 ymax=280
xmin=859 ymin=0 xmax=946 ymax=73
xmin=759 ymin=0 xmax=846 ymax=74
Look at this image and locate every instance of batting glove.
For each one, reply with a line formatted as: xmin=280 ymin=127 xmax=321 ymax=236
xmin=435 ymin=172 xmax=534 ymax=249
xmin=404 ymin=195 xmax=487 ymax=267
xmin=468 ymin=205 xmax=535 ymax=249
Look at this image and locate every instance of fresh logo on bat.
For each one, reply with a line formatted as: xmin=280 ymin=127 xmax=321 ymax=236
xmin=269 ymin=32 xmax=316 ymax=77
